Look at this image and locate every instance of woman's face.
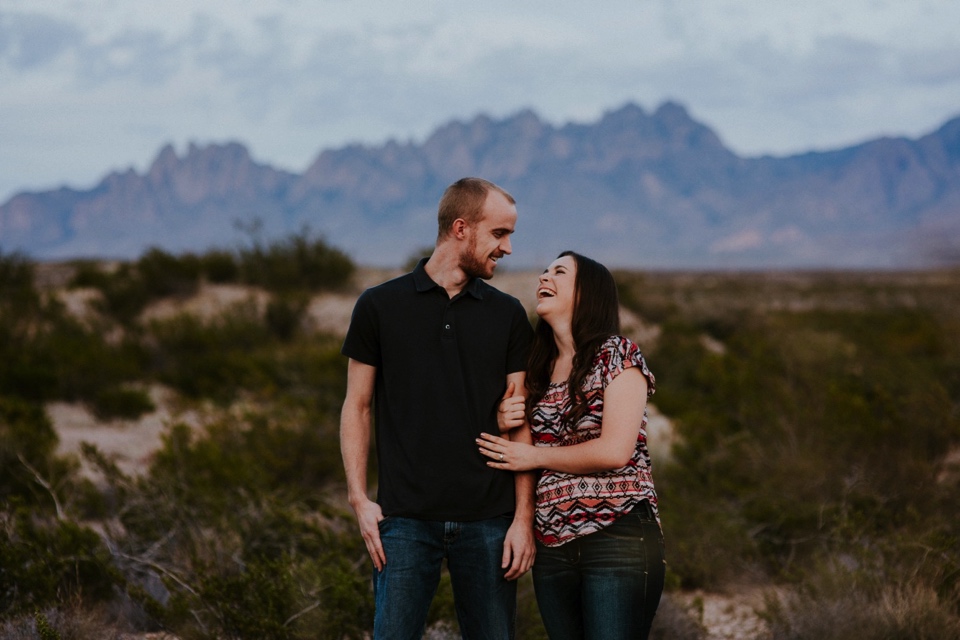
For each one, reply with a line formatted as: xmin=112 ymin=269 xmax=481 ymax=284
xmin=535 ymin=255 xmax=577 ymax=322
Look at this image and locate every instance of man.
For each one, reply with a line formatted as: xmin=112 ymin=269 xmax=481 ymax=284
xmin=340 ymin=177 xmax=536 ymax=639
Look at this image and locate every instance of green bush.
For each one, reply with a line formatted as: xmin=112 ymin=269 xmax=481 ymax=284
xmin=69 ymin=249 xmax=203 ymax=325
xmin=136 ymin=247 xmax=201 ymax=299
xmin=91 ymin=387 xmax=155 ymax=421
xmin=0 ymin=296 xmax=148 ymax=405
xmin=0 ymin=251 xmax=38 ymax=312
xmin=643 ymin=299 xmax=960 ymax=589
xmin=146 ymin=302 xmax=346 ymax=408
xmin=265 ymin=294 xmax=309 ymax=342
xmin=239 ymin=231 xmax=354 ymax=293
xmin=66 ymin=259 xmax=112 ymax=290
xmin=147 ymin=303 xmax=273 ymax=401
xmin=0 ymin=397 xmax=59 ymax=505
xmin=91 ymin=264 xmax=151 ymax=325
xmin=199 ymin=249 xmax=240 ymax=283
xmin=0 ymin=510 xmax=118 ymax=617
xmin=763 ymin=565 xmax=960 ymax=640
xmin=88 ymin=418 xmax=370 ymax=638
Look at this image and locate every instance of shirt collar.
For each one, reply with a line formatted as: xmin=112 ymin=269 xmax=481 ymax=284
xmin=413 ymin=257 xmax=484 ymax=299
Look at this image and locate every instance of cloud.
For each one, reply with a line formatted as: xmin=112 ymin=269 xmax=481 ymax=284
xmin=0 ymin=11 xmax=82 ymax=69
xmin=710 ymin=229 xmax=764 ymax=254
xmin=2 ymin=0 xmax=960 ymax=203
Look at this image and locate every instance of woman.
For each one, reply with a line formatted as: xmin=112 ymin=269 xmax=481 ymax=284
xmin=477 ymin=251 xmax=664 ymax=639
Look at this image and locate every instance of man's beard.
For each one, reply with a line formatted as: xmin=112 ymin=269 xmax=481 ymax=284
xmin=459 ymin=236 xmax=496 ymax=280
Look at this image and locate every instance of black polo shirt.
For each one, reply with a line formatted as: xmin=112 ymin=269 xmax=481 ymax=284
xmin=342 ymin=259 xmax=533 ymax=521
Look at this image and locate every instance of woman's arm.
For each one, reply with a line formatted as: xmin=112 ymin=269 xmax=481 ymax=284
xmin=478 ymin=367 xmax=648 ymax=474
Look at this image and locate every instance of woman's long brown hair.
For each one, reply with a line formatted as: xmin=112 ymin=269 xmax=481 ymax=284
xmin=525 ymin=251 xmax=621 ymax=428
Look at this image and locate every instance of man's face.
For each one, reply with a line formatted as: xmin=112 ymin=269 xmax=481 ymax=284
xmin=458 ymin=191 xmax=517 ymax=280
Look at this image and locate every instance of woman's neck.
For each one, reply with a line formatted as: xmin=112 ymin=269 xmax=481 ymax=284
xmin=550 ymin=323 xmax=576 ymax=383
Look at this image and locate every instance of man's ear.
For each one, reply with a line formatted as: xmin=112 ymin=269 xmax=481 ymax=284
xmin=452 ymin=218 xmax=469 ymax=240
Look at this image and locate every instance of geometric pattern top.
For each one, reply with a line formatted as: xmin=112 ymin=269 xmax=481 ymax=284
xmin=531 ymin=335 xmax=658 ymax=547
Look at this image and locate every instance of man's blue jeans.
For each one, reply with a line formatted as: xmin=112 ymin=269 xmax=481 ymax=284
xmin=373 ymin=514 xmax=517 ymax=639
xmin=532 ymin=502 xmax=665 ymax=640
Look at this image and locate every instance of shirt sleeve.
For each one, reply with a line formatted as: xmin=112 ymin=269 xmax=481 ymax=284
xmin=341 ymin=289 xmax=381 ymax=367
xmin=600 ymin=336 xmax=656 ymax=397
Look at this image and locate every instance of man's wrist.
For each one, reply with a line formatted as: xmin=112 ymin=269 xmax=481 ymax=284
xmin=347 ymin=488 xmax=372 ymax=509
xmin=511 ymin=506 xmax=534 ymax=526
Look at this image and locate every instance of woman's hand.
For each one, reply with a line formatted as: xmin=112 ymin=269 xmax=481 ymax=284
xmin=497 ymin=382 xmax=527 ymax=432
xmin=477 ymin=432 xmax=541 ymax=471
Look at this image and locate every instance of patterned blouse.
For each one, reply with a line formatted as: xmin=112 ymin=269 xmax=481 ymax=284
xmin=531 ymin=335 xmax=658 ymax=547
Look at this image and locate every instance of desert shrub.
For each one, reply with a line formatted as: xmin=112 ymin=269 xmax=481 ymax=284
xmin=642 ymin=297 xmax=960 ymax=590
xmin=0 ymin=396 xmax=99 ymax=520
xmin=146 ymin=303 xmax=346 ymax=408
xmin=0 ymin=510 xmax=117 ymax=618
xmin=136 ymin=247 xmax=201 ymax=299
xmin=90 ymin=264 xmax=151 ymax=325
xmin=265 ymin=294 xmax=309 ymax=341
xmin=0 ymin=604 xmax=135 ymax=640
xmin=86 ymin=422 xmax=371 ymax=639
xmin=265 ymin=340 xmax=348 ymax=415
xmin=199 ymin=249 xmax=240 ymax=283
xmin=0 ymin=297 xmax=148 ymax=405
xmin=91 ymin=387 xmax=155 ymax=421
xmin=147 ymin=304 xmax=274 ymax=402
xmin=145 ymin=413 xmax=343 ymax=509
xmin=0 ymin=251 xmax=38 ymax=312
xmin=238 ymin=231 xmax=354 ymax=293
xmin=47 ymin=321 xmax=147 ymax=404
xmin=0 ymin=398 xmax=60 ymax=506
xmin=69 ymin=249 xmax=203 ymax=324
xmin=764 ymin=568 xmax=960 ymax=640
xmin=66 ymin=259 xmax=112 ymax=290
xmin=165 ymin=550 xmax=371 ymax=640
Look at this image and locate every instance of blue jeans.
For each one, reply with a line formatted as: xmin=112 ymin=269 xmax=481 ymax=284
xmin=373 ymin=514 xmax=517 ymax=639
xmin=532 ymin=502 xmax=665 ymax=640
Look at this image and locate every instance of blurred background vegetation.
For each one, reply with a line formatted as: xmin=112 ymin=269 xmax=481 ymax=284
xmin=1 ymin=240 xmax=959 ymax=639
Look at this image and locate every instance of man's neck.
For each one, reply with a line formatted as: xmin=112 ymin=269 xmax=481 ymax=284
xmin=423 ymin=250 xmax=470 ymax=299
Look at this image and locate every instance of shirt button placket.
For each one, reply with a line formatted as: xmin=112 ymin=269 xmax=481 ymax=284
xmin=442 ymin=305 xmax=455 ymax=338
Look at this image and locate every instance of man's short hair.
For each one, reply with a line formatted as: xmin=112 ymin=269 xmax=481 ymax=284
xmin=437 ymin=178 xmax=515 ymax=240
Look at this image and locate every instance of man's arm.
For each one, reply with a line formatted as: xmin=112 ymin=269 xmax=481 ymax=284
xmin=340 ymin=358 xmax=386 ymax=570
xmin=501 ymin=371 xmax=536 ymax=580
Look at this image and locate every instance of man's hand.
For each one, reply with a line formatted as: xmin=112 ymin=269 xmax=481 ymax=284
xmin=501 ymin=516 xmax=535 ymax=580
xmin=497 ymin=382 xmax=527 ymax=433
xmin=352 ymin=496 xmax=387 ymax=571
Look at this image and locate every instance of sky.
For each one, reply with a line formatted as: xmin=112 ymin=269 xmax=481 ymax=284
xmin=2 ymin=0 xmax=959 ymax=203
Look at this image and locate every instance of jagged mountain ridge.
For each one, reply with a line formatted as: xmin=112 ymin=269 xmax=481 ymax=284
xmin=2 ymin=102 xmax=959 ymax=268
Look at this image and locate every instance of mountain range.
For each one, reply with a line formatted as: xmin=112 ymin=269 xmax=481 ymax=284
xmin=2 ymin=102 xmax=959 ymax=269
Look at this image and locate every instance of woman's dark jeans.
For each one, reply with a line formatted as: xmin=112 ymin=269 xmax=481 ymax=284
xmin=532 ymin=502 xmax=665 ymax=640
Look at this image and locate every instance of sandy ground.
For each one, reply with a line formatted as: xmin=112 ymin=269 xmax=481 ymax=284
xmin=50 ymin=385 xmax=203 ymax=478
xmin=680 ymin=588 xmax=773 ymax=640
